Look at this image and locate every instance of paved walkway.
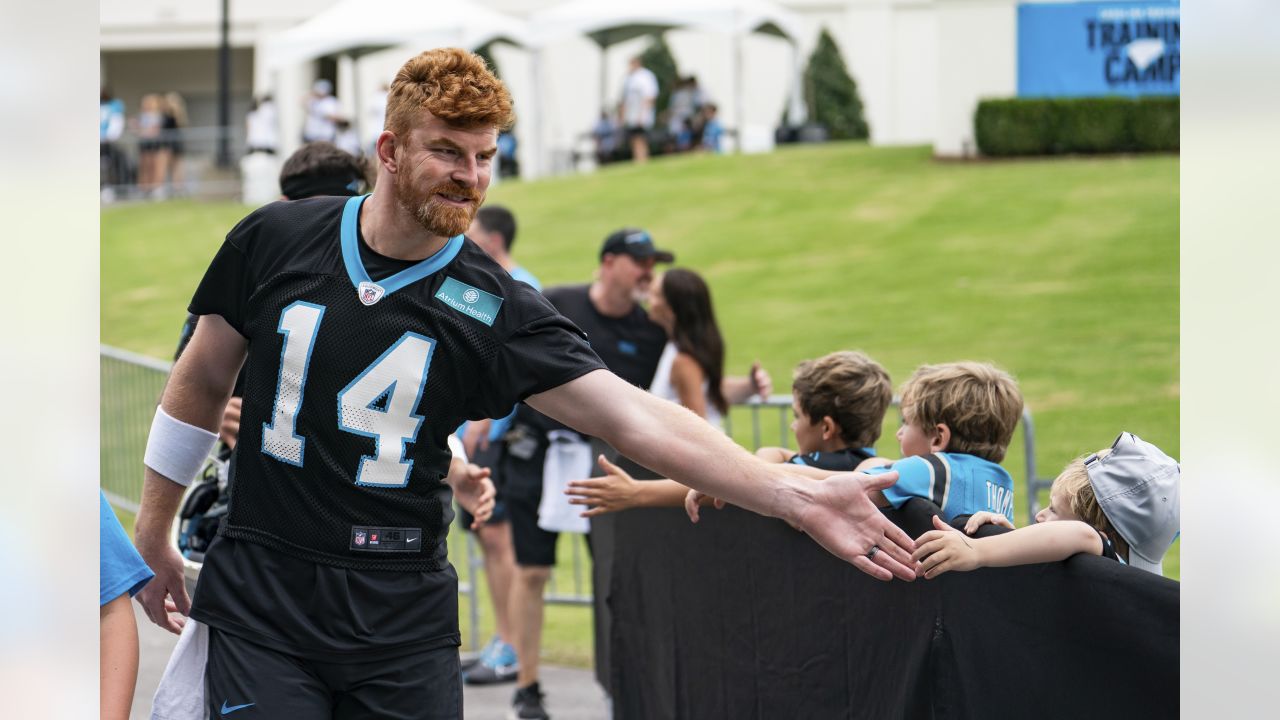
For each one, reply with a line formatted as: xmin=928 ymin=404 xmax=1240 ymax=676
xmin=131 ymin=603 xmax=609 ymax=719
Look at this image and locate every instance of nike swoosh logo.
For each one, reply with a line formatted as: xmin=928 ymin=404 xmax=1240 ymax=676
xmin=221 ymin=701 xmax=255 ymax=715
xmin=407 ymin=537 xmax=419 ymax=543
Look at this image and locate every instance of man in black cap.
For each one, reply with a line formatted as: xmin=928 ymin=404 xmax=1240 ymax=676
xmin=502 ymin=227 xmax=674 ymax=719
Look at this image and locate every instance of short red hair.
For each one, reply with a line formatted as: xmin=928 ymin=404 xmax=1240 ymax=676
xmin=385 ymin=47 xmax=515 ymax=135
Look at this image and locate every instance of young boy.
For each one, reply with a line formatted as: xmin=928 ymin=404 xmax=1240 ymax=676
xmin=566 ymin=350 xmax=893 ymax=514
xmin=912 ymin=431 xmax=1179 ymax=578
xmin=756 ymin=351 xmax=893 ymax=472
xmin=860 ymin=361 xmax=1024 ymax=523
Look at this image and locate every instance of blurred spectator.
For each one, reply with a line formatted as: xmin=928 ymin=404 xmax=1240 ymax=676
xmin=667 ymin=76 xmax=704 ymax=151
xmin=592 ymin=110 xmax=620 ymax=165
xmin=278 ymin=141 xmax=368 ymax=200
xmin=303 ymin=78 xmax=341 ymax=143
xmin=699 ymin=103 xmax=724 ymax=153
xmin=497 ymin=128 xmax=518 ymax=178
xmin=333 ymin=118 xmax=363 ymax=158
xmin=100 ymin=88 xmax=127 ymax=194
xmin=134 ymin=94 xmax=165 ymax=194
xmin=245 ymin=95 xmax=279 ymax=155
xmin=619 ymin=56 xmax=658 ymax=163
xmin=162 ymin=92 xmax=189 ymax=195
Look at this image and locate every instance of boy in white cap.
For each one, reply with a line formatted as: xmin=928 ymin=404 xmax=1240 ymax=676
xmin=912 ymin=432 xmax=1179 ymax=578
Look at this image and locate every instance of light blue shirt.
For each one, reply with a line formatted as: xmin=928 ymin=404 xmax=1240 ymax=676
xmin=867 ymin=452 xmax=1015 ymax=523
xmin=100 ymin=491 xmax=154 ymax=606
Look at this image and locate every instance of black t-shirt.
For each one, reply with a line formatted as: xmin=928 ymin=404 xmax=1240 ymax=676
xmin=786 ymin=447 xmax=876 ymax=473
xmin=513 ymin=284 xmax=667 ymax=437
xmin=186 ymin=195 xmax=604 ymax=659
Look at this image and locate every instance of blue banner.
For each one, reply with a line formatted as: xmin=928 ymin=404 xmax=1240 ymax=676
xmin=1018 ymin=2 xmax=1180 ymax=97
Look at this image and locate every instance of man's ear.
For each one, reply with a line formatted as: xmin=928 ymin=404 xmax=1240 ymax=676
xmin=375 ymin=130 xmax=398 ymax=172
xmin=820 ymin=416 xmax=839 ymax=442
xmin=931 ymin=423 xmax=951 ymax=452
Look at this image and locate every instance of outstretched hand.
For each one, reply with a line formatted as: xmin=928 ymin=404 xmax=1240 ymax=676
xmin=683 ymin=488 xmax=726 ymax=523
xmin=792 ymin=470 xmax=918 ymax=582
xmin=963 ymin=510 xmax=1014 ymax=535
xmin=453 ymin=464 xmax=495 ymax=529
xmin=913 ymin=514 xmax=981 ymax=579
xmin=750 ymin=362 xmax=772 ymax=398
xmin=565 ymin=455 xmax=639 ymax=517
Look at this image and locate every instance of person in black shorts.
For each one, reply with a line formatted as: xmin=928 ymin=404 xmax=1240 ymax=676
xmin=502 ymin=227 xmax=671 ymax=714
xmin=133 ymin=48 xmax=920 ymax=720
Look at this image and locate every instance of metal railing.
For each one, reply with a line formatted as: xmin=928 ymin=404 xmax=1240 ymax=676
xmin=100 ymin=347 xmax=1048 ymax=653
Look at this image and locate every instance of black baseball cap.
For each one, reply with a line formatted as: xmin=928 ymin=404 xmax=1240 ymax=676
xmin=599 ymin=228 xmax=675 ymax=263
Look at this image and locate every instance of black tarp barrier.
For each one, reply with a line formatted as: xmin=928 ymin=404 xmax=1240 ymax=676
xmin=606 ymin=502 xmax=1178 ymax=719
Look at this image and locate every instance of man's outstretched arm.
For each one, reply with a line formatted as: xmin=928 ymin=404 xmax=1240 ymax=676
xmin=133 ymin=314 xmax=246 ymax=633
xmin=527 ymin=370 xmax=917 ymax=581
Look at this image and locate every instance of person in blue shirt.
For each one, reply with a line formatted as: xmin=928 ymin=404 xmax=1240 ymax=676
xmin=100 ymin=491 xmax=154 ymax=720
xmin=861 ymin=362 xmax=1024 ymax=524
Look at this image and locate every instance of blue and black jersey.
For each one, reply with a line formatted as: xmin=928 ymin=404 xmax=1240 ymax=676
xmin=786 ymin=447 xmax=876 ymax=473
xmin=865 ymin=452 xmax=1015 ymax=523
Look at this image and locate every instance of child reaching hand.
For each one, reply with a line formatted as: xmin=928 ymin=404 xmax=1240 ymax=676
xmin=912 ymin=432 xmax=1179 ymax=578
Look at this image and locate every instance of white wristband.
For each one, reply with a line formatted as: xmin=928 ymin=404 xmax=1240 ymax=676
xmin=447 ymin=434 xmax=467 ymax=465
xmin=144 ymin=406 xmax=219 ymax=487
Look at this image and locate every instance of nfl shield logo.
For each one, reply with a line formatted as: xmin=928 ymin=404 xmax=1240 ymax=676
xmin=358 ymin=281 xmax=386 ymax=306
xmin=354 ymin=530 xmax=367 ymax=546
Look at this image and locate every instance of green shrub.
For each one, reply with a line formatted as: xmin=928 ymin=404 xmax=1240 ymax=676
xmin=803 ymin=28 xmax=869 ymax=140
xmin=640 ymin=34 xmax=680 ymax=115
xmin=974 ymin=97 xmax=1178 ymax=156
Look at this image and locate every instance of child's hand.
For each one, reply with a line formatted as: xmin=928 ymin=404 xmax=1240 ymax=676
xmin=683 ymin=489 xmax=726 ymax=523
xmin=565 ymin=455 xmax=639 ymax=517
xmin=963 ymin=511 xmax=1014 ymax=535
xmin=912 ymin=515 xmax=982 ymax=579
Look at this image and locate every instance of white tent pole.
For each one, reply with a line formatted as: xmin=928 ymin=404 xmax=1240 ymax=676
xmin=790 ymin=39 xmax=807 ymax=125
xmin=529 ymin=48 xmax=544 ymax=180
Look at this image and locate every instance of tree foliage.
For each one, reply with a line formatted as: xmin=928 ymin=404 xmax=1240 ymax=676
xmin=803 ymin=28 xmax=869 ymax=140
xmin=640 ymin=33 xmax=680 ymax=114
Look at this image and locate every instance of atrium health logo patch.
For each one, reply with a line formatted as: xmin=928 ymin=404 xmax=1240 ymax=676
xmin=435 ymin=277 xmax=502 ymax=326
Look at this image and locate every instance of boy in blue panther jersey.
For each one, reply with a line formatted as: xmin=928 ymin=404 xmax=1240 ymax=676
xmin=861 ymin=362 xmax=1024 ymax=524
xmin=755 ymin=351 xmax=893 ymax=472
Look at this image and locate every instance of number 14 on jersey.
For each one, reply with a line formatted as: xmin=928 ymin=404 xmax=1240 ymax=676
xmin=261 ymin=301 xmax=436 ymax=488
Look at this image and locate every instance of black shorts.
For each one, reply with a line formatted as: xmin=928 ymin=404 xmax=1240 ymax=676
xmin=205 ymin=626 xmax=461 ymax=719
xmin=625 ymin=125 xmax=649 ymax=138
xmin=500 ymin=440 xmax=559 ymax=568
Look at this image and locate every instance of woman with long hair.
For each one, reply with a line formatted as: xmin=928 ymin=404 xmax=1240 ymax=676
xmin=565 ymin=267 xmax=771 ymax=515
xmin=647 ymin=268 xmax=729 ymax=424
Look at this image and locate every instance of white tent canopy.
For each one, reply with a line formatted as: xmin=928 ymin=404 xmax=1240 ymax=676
xmin=528 ymin=0 xmax=810 ymax=140
xmin=260 ymin=0 xmax=532 ymax=70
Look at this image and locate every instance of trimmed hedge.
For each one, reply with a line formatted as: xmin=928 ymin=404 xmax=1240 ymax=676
xmin=975 ymin=97 xmax=1178 ymax=156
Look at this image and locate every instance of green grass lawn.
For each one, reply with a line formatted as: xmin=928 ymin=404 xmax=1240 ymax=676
xmin=102 ymin=142 xmax=1178 ymax=665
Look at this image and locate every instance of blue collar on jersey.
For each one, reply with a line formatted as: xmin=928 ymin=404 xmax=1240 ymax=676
xmin=340 ymin=194 xmax=464 ymax=297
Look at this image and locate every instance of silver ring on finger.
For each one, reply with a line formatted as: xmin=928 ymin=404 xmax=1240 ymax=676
xmin=866 ymin=545 xmax=880 ymax=560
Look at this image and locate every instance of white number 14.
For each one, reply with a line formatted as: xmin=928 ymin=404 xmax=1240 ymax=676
xmin=262 ymin=302 xmax=436 ymax=487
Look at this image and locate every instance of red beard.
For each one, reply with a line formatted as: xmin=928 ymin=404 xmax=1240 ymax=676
xmin=394 ymin=174 xmax=482 ymax=237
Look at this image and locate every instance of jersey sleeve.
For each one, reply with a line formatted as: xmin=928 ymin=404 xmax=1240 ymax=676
xmin=479 ymin=312 xmax=606 ymax=419
xmin=99 ymin=491 xmax=154 ymax=606
xmin=872 ymin=455 xmax=943 ymax=510
xmin=188 ymin=213 xmax=262 ymax=336
xmin=1096 ymin=528 xmax=1120 ymax=562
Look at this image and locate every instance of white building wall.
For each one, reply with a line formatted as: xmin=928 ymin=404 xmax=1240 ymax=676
xmin=934 ymin=0 xmax=1017 ymax=156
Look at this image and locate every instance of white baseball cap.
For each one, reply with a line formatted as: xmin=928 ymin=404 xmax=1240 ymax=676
xmin=1085 ymin=432 xmax=1180 ymax=576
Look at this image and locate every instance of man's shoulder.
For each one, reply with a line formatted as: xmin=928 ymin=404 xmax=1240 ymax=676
xmin=229 ymin=196 xmax=345 ymax=250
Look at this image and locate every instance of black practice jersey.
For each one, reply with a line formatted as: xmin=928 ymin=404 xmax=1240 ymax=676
xmin=185 ymin=195 xmax=603 ymax=657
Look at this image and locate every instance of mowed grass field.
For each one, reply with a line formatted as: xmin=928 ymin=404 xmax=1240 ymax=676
xmin=102 ymin=142 xmax=1178 ymax=666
